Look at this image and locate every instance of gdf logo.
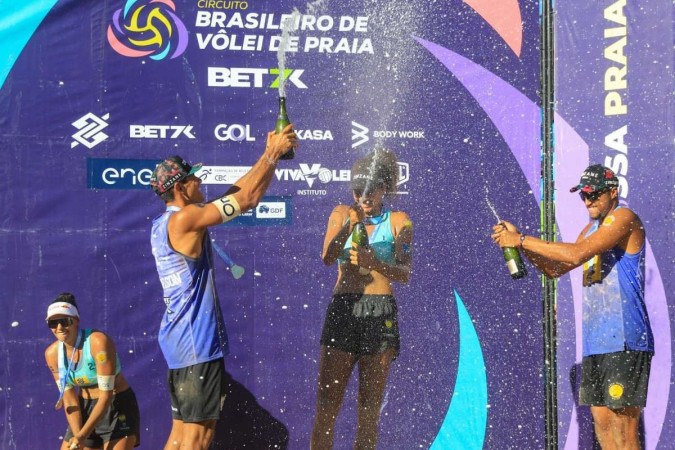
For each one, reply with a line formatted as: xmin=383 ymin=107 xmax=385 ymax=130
xmin=72 ymin=113 xmax=110 ymax=149
xmin=208 ymin=68 xmax=307 ymax=89
xmin=214 ymin=124 xmax=255 ymax=142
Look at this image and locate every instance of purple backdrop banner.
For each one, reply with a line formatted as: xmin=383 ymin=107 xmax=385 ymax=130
xmin=554 ymin=1 xmax=674 ymax=449
xmin=0 ymin=0 xmax=671 ymax=449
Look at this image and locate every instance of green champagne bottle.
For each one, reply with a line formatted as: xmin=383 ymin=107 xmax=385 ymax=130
xmin=503 ymin=246 xmax=527 ymax=279
xmin=351 ymin=222 xmax=370 ymax=275
xmin=275 ymin=96 xmax=294 ymax=160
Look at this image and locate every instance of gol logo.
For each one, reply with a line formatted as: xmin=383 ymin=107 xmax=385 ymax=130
xmin=107 ymin=0 xmax=188 ymax=60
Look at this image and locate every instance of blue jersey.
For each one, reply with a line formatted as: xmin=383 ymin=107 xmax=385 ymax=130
xmin=340 ymin=209 xmax=396 ymax=265
xmin=57 ymin=328 xmax=122 ymax=387
xmin=151 ymin=206 xmax=229 ymax=369
xmin=581 ymin=210 xmax=654 ymax=356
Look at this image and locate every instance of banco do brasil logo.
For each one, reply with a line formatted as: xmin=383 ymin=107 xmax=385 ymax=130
xmin=107 ymin=0 xmax=188 ymax=60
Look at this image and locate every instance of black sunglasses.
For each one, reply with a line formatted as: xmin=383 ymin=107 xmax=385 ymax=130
xmin=47 ymin=317 xmax=75 ymax=329
xmin=578 ymin=190 xmax=606 ymax=202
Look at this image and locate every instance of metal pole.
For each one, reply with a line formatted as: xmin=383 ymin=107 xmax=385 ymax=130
xmin=540 ymin=0 xmax=558 ymax=448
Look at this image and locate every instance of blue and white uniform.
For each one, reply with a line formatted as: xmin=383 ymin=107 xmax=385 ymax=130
xmin=582 ymin=208 xmax=654 ymax=357
xmin=57 ymin=329 xmax=121 ymax=387
xmin=151 ymin=206 xmax=229 ymax=369
xmin=339 ymin=209 xmax=396 ymax=265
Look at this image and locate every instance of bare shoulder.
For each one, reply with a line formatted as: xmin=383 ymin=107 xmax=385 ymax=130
xmin=332 ymin=204 xmax=350 ymax=215
xmin=390 ymin=211 xmax=413 ymax=235
xmin=601 ymin=206 xmax=643 ymax=235
xmin=330 ymin=204 xmax=350 ymax=221
xmin=44 ymin=341 xmax=59 ymax=360
xmin=89 ymin=329 xmax=108 ymax=340
xmin=170 ymin=203 xmax=206 ymax=225
xmin=88 ymin=330 xmax=113 ymax=347
xmin=390 ymin=210 xmax=412 ymax=225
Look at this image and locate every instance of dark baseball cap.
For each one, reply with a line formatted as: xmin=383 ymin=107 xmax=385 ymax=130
xmin=150 ymin=156 xmax=202 ymax=195
xmin=350 ymin=159 xmax=381 ymax=192
xmin=569 ymin=164 xmax=619 ymax=193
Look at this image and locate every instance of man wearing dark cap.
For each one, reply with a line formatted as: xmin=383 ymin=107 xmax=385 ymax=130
xmin=149 ymin=125 xmax=296 ymax=450
xmin=491 ymin=164 xmax=653 ymax=449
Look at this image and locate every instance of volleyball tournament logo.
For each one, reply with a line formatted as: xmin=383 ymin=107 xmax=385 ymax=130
xmin=107 ymin=0 xmax=188 ymax=60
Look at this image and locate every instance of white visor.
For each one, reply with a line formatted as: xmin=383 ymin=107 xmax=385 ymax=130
xmin=46 ymin=302 xmax=80 ymax=320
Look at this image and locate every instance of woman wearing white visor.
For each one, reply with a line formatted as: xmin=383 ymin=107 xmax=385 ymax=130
xmin=44 ymin=293 xmax=140 ymax=449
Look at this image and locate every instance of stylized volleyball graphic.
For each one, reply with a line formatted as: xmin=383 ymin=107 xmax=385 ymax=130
xmin=107 ymin=0 xmax=188 ymax=60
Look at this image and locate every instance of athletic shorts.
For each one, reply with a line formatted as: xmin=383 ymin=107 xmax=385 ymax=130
xmin=64 ymin=388 xmax=140 ymax=447
xmin=320 ymin=294 xmax=400 ymax=357
xmin=579 ymin=350 xmax=652 ymax=408
xmin=168 ymin=358 xmax=227 ymax=422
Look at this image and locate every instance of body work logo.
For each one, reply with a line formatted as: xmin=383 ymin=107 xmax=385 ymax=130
xmin=87 ymin=158 xmax=159 ymax=189
xmin=72 ymin=113 xmax=110 ymax=149
xmin=351 ymin=121 xmax=425 ymax=148
xmin=108 ymin=0 xmax=188 ymax=60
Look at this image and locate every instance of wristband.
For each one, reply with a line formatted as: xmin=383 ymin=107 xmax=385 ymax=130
xmin=519 ymin=234 xmax=526 ymax=248
xmin=97 ymin=374 xmax=115 ymax=391
xmin=214 ymin=195 xmax=242 ymax=223
xmin=56 ymin=380 xmax=73 ymax=391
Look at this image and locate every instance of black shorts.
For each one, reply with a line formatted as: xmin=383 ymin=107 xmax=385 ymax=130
xmin=320 ymin=294 xmax=400 ymax=357
xmin=579 ymin=351 xmax=652 ymax=408
xmin=168 ymin=358 xmax=227 ymax=422
xmin=64 ymin=388 xmax=140 ymax=448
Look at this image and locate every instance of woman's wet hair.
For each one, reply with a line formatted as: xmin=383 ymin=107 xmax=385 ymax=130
xmin=351 ymin=149 xmax=398 ymax=194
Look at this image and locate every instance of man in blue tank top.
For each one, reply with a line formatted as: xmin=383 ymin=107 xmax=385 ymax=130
xmin=492 ymin=165 xmax=653 ymax=450
xmin=149 ymin=125 xmax=297 ymax=450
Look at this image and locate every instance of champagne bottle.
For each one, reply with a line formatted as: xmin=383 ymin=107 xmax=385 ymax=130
xmin=503 ymin=246 xmax=527 ymax=279
xmin=351 ymin=222 xmax=371 ymax=275
xmin=275 ymin=96 xmax=294 ymax=160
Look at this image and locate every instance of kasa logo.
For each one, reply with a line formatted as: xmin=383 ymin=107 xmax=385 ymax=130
xmin=296 ymin=129 xmax=333 ymax=141
xmin=275 ymin=163 xmax=350 ymax=187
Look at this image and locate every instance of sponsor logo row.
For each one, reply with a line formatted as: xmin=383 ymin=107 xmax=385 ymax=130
xmin=87 ymin=158 xmax=410 ymax=194
xmin=72 ymin=113 xmax=425 ymax=150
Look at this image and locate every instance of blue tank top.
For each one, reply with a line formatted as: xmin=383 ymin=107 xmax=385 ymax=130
xmin=151 ymin=206 xmax=229 ymax=369
xmin=340 ymin=209 xmax=396 ymax=265
xmin=57 ymin=329 xmax=122 ymax=388
xmin=581 ymin=209 xmax=654 ymax=356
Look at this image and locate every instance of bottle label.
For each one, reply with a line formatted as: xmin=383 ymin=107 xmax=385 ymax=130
xmin=506 ymin=259 xmax=519 ymax=275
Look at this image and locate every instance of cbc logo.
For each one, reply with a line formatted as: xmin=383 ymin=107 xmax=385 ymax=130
xmin=214 ymin=124 xmax=255 ymax=142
